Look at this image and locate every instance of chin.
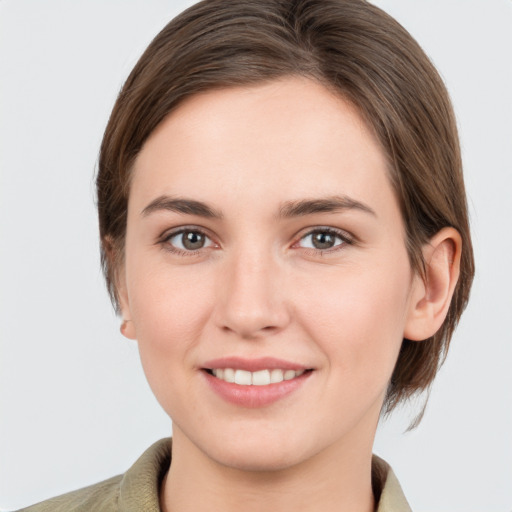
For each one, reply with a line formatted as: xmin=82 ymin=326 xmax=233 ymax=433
xmin=213 ymin=443 xmax=307 ymax=473
xmin=196 ymin=426 xmax=320 ymax=474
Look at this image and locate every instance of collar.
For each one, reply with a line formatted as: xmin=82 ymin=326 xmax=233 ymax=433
xmin=118 ymin=438 xmax=411 ymax=511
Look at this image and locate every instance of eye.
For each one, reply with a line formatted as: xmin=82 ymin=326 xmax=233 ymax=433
xmin=297 ymin=228 xmax=349 ymax=251
xmin=164 ymin=229 xmax=215 ymax=252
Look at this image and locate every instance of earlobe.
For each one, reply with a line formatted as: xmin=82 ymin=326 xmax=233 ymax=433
xmin=103 ymin=235 xmax=136 ymax=340
xmin=404 ymin=227 xmax=462 ymax=341
xmin=120 ymin=319 xmax=136 ymax=339
xmin=118 ymin=302 xmax=136 ymax=340
xmin=117 ymin=273 xmax=137 ymax=340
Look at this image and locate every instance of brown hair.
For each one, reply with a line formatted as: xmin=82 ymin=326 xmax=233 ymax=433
xmin=97 ymin=0 xmax=474 ymax=417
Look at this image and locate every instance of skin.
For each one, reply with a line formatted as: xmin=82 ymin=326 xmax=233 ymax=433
xmin=117 ymin=78 xmax=461 ymax=512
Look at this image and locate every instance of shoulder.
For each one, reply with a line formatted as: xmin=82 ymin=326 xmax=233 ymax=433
xmin=17 ymin=474 xmax=123 ymax=512
xmin=17 ymin=438 xmax=172 ymax=512
xmin=373 ymin=455 xmax=412 ymax=512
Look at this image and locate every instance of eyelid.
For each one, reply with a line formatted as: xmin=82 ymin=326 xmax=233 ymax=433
xmin=159 ymin=225 xmax=218 ymax=255
xmin=292 ymin=226 xmax=355 ymax=252
xmin=157 ymin=224 xmax=354 ymax=256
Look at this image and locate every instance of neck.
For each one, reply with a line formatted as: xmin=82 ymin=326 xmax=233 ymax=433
xmin=161 ymin=426 xmax=377 ymax=512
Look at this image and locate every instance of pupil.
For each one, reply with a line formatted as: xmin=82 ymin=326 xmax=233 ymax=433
xmin=313 ymin=232 xmax=334 ymax=249
xmin=183 ymin=231 xmax=204 ymax=250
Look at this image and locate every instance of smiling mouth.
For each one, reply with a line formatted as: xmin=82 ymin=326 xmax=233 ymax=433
xmin=204 ymin=368 xmax=312 ymax=386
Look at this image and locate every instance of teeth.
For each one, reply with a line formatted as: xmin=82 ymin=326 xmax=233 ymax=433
xmin=211 ymin=368 xmax=305 ymax=385
xmin=252 ymin=370 xmax=270 ymax=386
xmin=234 ymin=369 xmax=252 ymax=385
xmin=270 ymin=369 xmax=284 ymax=383
xmin=223 ymin=368 xmax=235 ymax=383
xmin=284 ymin=370 xmax=296 ymax=381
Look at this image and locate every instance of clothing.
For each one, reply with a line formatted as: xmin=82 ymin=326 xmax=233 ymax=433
xmin=19 ymin=438 xmax=411 ymax=511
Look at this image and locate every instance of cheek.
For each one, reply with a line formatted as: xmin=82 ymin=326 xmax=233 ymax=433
xmin=126 ymin=259 xmax=216 ymax=367
xmin=295 ymin=258 xmax=411 ymax=381
xmin=125 ymin=262 xmax=219 ymax=416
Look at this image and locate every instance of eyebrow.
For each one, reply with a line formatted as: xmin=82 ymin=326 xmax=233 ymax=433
xmin=141 ymin=194 xmax=376 ymax=219
xmin=278 ymin=195 xmax=376 ymax=218
xmin=141 ymin=196 xmax=223 ymax=219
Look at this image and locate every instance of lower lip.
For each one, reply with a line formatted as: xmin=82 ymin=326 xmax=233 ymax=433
xmin=203 ymin=370 xmax=312 ymax=408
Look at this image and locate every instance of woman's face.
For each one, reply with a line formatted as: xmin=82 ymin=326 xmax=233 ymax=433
xmin=120 ymin=78 xmax=421 ymax=471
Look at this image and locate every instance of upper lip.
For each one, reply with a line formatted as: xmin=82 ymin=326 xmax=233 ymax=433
xmin=202 ymin=357 xmax=311 ymax=372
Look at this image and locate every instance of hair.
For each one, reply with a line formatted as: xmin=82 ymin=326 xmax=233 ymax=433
xmin=96 ymin=0 xmax=474 ymax=419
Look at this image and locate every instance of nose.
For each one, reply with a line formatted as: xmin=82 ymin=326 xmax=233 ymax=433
xmin=214 ymin=248 xmax=291 ymax=339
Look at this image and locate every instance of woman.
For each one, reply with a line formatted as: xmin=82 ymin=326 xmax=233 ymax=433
xmin=16 ymin=0 xmax=474 ymax=510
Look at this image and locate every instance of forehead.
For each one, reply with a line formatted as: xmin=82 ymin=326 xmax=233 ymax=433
xmin=130 ymin=77 xmax=395 ymax=219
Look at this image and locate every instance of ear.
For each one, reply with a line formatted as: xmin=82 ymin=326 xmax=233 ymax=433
xmin=404 ymin=227 xmax=462 ymax=341
xmin=103 ymin=235 xmax=136 ymax=340
xmin=117 ymin=267 xmax=137 ymax=340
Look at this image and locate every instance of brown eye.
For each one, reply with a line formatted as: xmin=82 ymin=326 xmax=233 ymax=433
xmin=298 ymin=229 xmax=347 ymax=251
xmin=182 ymin=231 xmax=206 ymax=250
xmin=312 ymin=232 xmax=336 ymax=249
xmin=166 ymin=229 xmax=214 ymax=252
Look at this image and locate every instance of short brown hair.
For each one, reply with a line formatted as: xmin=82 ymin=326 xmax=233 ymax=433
xmin=97 ymin=0 xmax=474 ymax=416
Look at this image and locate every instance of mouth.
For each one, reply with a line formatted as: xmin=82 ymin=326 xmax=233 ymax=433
xmin=204 ymin=368 xmax=311 ymax=386
xmin=201 ymin=358 xmax=314 ymax=407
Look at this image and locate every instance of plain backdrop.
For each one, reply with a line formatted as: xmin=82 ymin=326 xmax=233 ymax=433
xmin=1 ymin=1 xmax=511 ymax=511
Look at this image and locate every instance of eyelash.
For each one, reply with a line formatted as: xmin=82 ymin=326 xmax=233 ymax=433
xmin=159 ymin=226 xmax=354 ymax=256
xmin=294 ymin=227 xmax=353 ymax=255
xmin=159 ymin=226 xmax=215 ymax=257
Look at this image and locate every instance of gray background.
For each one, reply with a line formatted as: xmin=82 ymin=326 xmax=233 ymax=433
xmin=1 ymin=1 xmax=511 ymax=510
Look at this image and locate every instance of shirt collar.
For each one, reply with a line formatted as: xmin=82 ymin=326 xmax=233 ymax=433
xmin=118 ymin=439 xmax=411 ymax=511
xmin=373 ymin=454 xmax=412 ymax=512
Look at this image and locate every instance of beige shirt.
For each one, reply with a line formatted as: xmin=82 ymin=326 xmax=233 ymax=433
xmin=19 ymin=438 xmax=411 ymax=511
